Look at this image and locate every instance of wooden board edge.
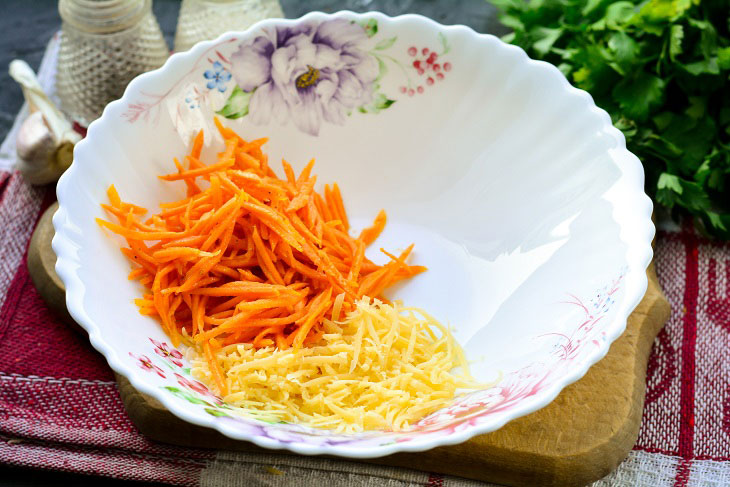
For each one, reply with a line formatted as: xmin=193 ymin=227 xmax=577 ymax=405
xmin=27 ymin=201 xmax=79 ymax=330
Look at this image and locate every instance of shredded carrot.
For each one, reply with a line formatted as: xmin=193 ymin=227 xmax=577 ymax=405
xmin=99 ymin=122 xmax=426 ymax=362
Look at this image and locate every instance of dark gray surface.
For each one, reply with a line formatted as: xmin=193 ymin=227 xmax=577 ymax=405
xmin=0 ymin=0 xmax=503 ymax=484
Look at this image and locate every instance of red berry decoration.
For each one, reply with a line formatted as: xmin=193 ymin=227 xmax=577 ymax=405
xmin=429 ymin=52 xmax=438 ymax=62
xmin=422 ymin=47 xmax=429 ymax=56
xmin=413 ymin=60 xmax=421 ymax=69
xmin=408 ymin=88 xmax=415 ymax=96
xmin=399 ymin=86 xmax=407 ymax=93
xmin=436 ymin=72 xmax=445 ymax=80
xmin=444 ymin=62 xmax=452 ymax=72
xmin=417 ymin=86 xmax=424 ymax=94
xmin=417 ymin=68 xmax=425 ymax=75
xmin=433 ymin=63 xmax=441 ymax=72
xmin=426 ymin=77 xmax=434 ymax=85
xmin=408 ymin=46 xmax=417 ymax=56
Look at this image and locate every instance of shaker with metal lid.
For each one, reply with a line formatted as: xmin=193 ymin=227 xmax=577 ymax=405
xmin=56 ymin=0 xmax=170 ymax=126
xmin=173 ymin=0 xmax=283 ymax=53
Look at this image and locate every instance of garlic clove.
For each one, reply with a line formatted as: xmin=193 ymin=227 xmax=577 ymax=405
xmin=17 ymin=111 xmax=54 ymax=162
xmin=10 ymin=59 xmax=81 ymax=185
xmin=16 ymin=111 xmax=74 ymax=185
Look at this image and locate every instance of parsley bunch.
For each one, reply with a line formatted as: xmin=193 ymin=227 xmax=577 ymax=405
xmin=491 ymin=0 xmax=730 ymax=238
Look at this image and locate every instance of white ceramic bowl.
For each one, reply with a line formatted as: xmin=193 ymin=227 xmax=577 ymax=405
xmin=53 ymin=10 xmax=654 ymax=458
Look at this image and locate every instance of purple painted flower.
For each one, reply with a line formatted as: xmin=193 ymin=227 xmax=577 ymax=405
xmin=230 ymin=19 xmax=379 ymax=135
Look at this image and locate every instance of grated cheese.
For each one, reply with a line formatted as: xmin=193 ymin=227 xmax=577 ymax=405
xmin=187 ymin=297 xmax=483 ymax=433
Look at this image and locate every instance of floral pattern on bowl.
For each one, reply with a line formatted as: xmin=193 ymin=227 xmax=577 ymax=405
xmin=129 ymin=270 xmax=626 ymax=448
xmin=123 ymin=17 xmax=453 ymax=138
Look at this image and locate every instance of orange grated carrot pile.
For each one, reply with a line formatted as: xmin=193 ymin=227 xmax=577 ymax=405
xmin=98 ymin=120 xmax=426 ymax=395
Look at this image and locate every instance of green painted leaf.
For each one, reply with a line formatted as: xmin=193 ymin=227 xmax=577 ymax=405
xmin=438 ymin=32 xmax=451 ymax=54
xmin=373 ymin=93 xmax=395 ymax=111
xmin=216 ymin=85 xmax=252 ymax=119
xmin=164 ymin=386 xmax=212 ymax=406
xmin=184 ymin=396 xmax=212 ymax=406
xmin=205 ymin=408 xmax=230 ymax=417
xmin=374 ymin=36 xmax=396 ymax=50
xmin=359 ymin=19 xmax=378 ymax=37
xmin=375 ymin=56 xmax=387 ymax=82
xmin=359 ymin=93 xmax=395 ymax=114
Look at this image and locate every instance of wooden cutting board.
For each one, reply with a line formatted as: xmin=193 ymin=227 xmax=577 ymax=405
xmin=30 ymin=202 xmax=671 ymax=487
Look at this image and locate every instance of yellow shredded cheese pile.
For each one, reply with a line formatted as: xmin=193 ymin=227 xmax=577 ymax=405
xmin=187 ymin=296 xmax=481 ymax=433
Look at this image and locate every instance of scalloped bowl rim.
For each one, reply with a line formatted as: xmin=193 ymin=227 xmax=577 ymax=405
xmin=53 ymin=10 xmax=654 ymax=458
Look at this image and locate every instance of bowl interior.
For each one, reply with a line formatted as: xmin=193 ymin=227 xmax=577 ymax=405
xmin=54 ymin=11 xmax=652 ymax=456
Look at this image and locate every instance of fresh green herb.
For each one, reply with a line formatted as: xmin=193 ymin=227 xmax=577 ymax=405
xmin=491 ymin=0 xmax=730 ymax=237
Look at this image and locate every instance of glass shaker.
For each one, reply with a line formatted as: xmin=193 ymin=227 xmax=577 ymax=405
xmin=173 ymin=0 xmax=284 ymax=53
xmin=56 ymin=0 xmax=170 ymax=126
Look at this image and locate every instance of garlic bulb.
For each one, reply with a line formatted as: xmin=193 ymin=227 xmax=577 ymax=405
xmin=9 ymin=60 xmax=80 ymax=185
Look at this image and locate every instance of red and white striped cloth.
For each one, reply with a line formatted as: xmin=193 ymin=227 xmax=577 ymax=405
xmin=1 ymin=36 xmax=729 ymax=487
